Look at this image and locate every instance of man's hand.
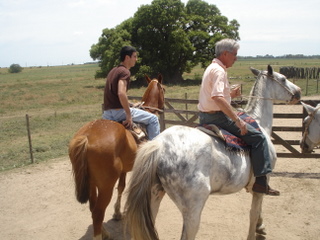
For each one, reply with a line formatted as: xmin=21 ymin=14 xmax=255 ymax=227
xmin=235 ymin=117 xmax=247 ymax=135
xmin=230 ymin=85 xmax=241 ymax=98
xmin=122 ymin=117 xmax=133 ymax=129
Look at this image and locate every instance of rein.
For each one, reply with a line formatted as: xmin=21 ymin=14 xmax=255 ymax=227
xmin=142 ymin=106 xmax=164 ymax=113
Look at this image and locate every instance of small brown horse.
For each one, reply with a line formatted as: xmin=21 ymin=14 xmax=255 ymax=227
xmin=68 ymin=75 xmax=164 ymax=240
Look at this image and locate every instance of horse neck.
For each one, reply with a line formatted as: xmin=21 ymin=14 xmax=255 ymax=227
xmin=244 ymin=81 xmax=274 ymax=135
xmin=141 ymin=80 xmax=164 ymax=112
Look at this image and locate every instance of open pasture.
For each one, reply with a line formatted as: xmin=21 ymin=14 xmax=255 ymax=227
xmin=0 ymin=58 xmax=319 ymax=170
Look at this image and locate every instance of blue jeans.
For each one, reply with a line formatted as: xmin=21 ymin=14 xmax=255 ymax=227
xmin=199 ymin=112 xmax=272 ymax=177
xmin=102 ymin=108 xmax=160 ymax=140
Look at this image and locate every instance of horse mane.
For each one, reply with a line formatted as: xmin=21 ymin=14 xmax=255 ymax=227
xmin=244 ymin=73 xmax=266 ymax=119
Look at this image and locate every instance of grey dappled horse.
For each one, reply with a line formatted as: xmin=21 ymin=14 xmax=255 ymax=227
xmin=300 ymin=101 xmax=320 ymax=153
xmin=125 ymin=65 xmax=301 ymax=240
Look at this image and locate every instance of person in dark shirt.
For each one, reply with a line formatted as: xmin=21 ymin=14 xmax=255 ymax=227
xmin=102 ymin=46 xmax=160 ymax=140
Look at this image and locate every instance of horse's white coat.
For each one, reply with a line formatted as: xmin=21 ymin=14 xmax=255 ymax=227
xmin=300 ymin=102 xmax=320 ymax=152
xmin=126 ymin=66 xmax=301 ymax=240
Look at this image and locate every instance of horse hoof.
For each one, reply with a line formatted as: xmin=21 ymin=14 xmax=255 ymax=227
xmin=256 ymin=225 xmax=266 ymax=235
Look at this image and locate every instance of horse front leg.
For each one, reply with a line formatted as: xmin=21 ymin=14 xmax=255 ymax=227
xmin=247 ymin=192 xmax=264 ymax=240
xmin=113 ymin=172 xmax=126 ymax=220
xmin=256 ymin=212 xmax=266 ymax=235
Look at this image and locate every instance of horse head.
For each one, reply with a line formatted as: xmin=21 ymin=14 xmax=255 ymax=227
xmin=250 ymin=65 xmax=301 ymax=104
xmin=141 ymin=74 xmax=165 ymax=114
xmin=300 ymin=101 xmax=320 ymax=153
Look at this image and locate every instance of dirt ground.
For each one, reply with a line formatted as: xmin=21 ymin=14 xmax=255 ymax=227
xmin=1 ymin=104 xmax=320 ymax=240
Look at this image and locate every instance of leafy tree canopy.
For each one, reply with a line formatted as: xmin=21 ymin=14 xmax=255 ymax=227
xmin=90 ymin=0 xmax=240 ymax=84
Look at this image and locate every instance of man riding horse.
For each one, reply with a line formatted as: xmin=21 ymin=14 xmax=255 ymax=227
xmin=102 ymin=46 xmax=160 ymax=140
xmin=198 ymin=39 xmax=280 ymax=196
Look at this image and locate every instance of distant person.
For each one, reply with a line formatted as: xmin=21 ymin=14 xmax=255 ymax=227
xmin=197 ymin=38 xmax=280 ymax=196
xmin=102 ymin=46 xmax=160 ymax=140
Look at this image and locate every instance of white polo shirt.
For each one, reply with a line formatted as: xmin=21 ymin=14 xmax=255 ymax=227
xmin=197 ymin=58 xmax=231 ymax=112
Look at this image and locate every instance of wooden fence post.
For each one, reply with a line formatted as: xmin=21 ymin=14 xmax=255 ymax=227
xmin=185 ymin=93 xmax=188 ymax=120
xmin=26 ymin=114 xmax=34 ymax=163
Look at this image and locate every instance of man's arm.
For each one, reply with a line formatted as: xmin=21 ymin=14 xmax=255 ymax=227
xmin=213 ymin=96 xmax=247 ymax=135
xmin=118 ymin=79 xmax=132 ymax=128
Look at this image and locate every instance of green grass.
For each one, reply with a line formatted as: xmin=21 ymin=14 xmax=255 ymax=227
xmin=0 ymin=59 xmax=319 ymax=171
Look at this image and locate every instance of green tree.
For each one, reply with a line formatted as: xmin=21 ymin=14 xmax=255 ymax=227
xmin=90 ymin=0 xmax=240 ymax=84
xmin=90 ymin=19 xmax=133 ymax=79
xmin=8 ymin=64 xmax=23 ymax=73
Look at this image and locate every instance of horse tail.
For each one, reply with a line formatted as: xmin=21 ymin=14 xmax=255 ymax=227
xmin=68 ymin=135 xmax=90 ymax=204
xmin=125 ymin=140 xmax=162 ymax=240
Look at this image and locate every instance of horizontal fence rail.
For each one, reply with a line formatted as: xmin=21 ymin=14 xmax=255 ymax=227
xmin=129 ymin=96 xmax=320 ymax=158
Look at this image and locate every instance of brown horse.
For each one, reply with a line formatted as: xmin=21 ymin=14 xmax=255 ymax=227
xmin=68 ymin=75 xmax=164 ymax=240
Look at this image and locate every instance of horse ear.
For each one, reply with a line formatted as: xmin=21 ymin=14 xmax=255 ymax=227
xmin=267 ymin=65 xmax=273 ymax=76
xmin=301 ymin=101 xmax=315 ymax=115
xmin=157 ymin=73 xmax=163 ymax=84
xmin=145 ymin=75 xmax=152 ymax=84
xmin=250 ymin=67 xmax=260 ymax=77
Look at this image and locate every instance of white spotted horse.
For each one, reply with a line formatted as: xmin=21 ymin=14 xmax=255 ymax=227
xmin=125 ymin=65 xmax=301 ymax=240
xmin=300 ymin=101 xmax=320 ymax=153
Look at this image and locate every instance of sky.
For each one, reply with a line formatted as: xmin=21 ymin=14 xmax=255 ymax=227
xmin=0 ymin=0 xmax=319 ymax=68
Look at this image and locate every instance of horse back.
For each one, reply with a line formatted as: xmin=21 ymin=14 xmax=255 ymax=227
xmin=156 ymin=125 xmax=252 ymax=194
xmin=72 ymin=119 xmax=137 ymax=173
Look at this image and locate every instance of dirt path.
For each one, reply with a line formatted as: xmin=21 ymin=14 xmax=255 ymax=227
xmin=1 ymin=103 xmax=320 ymax=239
xmin=0 ymin=154 xmax=319 ymax=240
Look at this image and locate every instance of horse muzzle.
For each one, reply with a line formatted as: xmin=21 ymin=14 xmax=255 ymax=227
xmin=289 ymin=90 xmax=301 ymax=105
xmin=300 ymin=140 xmax=313 ymax=153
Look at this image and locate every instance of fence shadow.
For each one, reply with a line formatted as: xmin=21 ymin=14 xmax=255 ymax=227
xmin=271 ymin=171 xmax=320 ymax=179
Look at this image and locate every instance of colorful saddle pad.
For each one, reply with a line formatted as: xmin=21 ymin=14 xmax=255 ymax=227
xmin=201 ymin=112 xmax=260 ymax=152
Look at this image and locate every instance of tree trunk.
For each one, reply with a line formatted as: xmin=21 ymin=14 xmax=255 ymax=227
xmin=162 ymin=71 xmax=184 ymax=84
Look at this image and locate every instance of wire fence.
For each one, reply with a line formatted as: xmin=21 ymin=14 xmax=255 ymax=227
xmin=0 ymin=105 xmax=102 ymax=171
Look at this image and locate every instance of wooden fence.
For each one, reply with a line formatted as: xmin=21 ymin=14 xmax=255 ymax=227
xmin=129 ymin=96 xmax=320 ymax=158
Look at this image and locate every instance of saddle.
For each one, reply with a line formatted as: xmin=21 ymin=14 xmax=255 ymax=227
xmin=197 ymin=112 xmax=260 ymax=153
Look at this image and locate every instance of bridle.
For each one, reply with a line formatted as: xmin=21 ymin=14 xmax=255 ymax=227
xmin=243 ymin=72 xmax=296 ymax=102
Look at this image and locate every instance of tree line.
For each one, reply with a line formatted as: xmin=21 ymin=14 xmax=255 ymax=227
xmin=90 ymin=0 xmax=239 ymax=85
xmin=239 ymin=54 xmax=320 ymax=59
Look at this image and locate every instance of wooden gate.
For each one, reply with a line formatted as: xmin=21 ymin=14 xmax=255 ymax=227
xmin=129 ymin=96 xmax=320 ymax=158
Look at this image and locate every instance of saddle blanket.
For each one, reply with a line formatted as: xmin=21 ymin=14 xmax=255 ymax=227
xmin=200 ymin=112 xmax=260 ymax=152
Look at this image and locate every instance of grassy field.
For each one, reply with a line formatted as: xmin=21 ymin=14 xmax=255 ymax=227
xmin=0 ymin=59 xmax=319 ymax=171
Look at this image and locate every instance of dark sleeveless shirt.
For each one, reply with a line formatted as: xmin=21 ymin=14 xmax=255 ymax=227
xmin=103 ymin=65 xmax=130 ymax=110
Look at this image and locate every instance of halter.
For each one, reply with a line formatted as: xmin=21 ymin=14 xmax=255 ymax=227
xmin=301 ymin=105 xmax=320 ymax=147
